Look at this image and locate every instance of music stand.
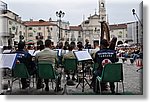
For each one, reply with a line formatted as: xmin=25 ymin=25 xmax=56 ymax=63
xmin=74 ymin=50 xmax=92 ymax=92
xmin=2 ymin=50 xmax=12 ymax=54
xmin=0 ymin=54 xmax=17 ymax=94
xmin=0 ymin=54 xmax=17 ymax=69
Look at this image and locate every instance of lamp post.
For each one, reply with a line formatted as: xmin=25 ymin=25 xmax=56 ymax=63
xmin=56 ymin=10 xmax=65 ymax=42
xmin=132 ymin=9 xmax=143 ymax=46
xmin=132 ymin=9 xmax=143 ymax=27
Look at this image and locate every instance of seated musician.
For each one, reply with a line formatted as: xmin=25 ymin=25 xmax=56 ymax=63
xmin=84 ymin=39 xmax=91 ymax=49
xmin=35 ymin=39 xmax=63 ymax=92
xmin=62 ymin=44 xmax=77 ymax=85
xmin=56 ymin=41 xmax=65 ymax=67
xmin=14 ymin=41 xmax=36 ymax=89
xmin=91 ymin=42 xmax=100 ymax=59
xmin=92 ymin=39 xmax=118 ymax=94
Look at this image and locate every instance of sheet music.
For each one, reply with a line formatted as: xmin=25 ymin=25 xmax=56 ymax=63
xmin=74 ymin=51 xmax=92 ymax=61
xmin=0 ymin=54 xmax=17 ymax=69
xmin=3 ymin=50 xmax=11 ymax=54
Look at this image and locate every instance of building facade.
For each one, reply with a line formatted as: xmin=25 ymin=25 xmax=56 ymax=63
xmin=109 ymin=24 xmax=127 ymax=43
xmin=1 ymin=0 xmax=142 ymax=47
xmin=127 ymin=21 xmax=142 ymax=45
xmin=0 ymin=9 xmax=25 ymax=46
xmin=109 ymin=22 xmax=142 ymax=45
xmin=81 ymin=14 xmax=101 ymax=46
xmin=24 ymin=20 xmax=58 ymax=46
xmin=54 ymin=20 xmax=70 ymax=44
xmin=0 ymin=0 xmax=107 ymax=47
xmin=80 ymin=0 xmax=107 ymax=46
xmin=69 ymin=25 xmax=83 ymax=43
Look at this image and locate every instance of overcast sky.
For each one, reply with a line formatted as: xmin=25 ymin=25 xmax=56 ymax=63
xmin=2 ymin=0 xmax=142 ymax=25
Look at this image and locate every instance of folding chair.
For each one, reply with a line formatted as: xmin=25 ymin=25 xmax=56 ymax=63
xmin=10 ymin=63 xmax=34 ymax=92
xmin=62 ymin=59 xmax=77 ymax=94
xmin=92 ymin=62 xmax=99 ymax=73
xmin=37 ymin=63 xmax=59 ymax=91
xmin=96 ymin=63 xmax=124 ymax=94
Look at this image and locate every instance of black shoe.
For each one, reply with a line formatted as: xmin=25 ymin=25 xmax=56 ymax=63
xmin=66 ymin=76 xmax=70 ymax=80
xmin=111 ymin=91 xmax=115 ymax=94
xmin=37 ymin=84 xmax=44 ymax=89
xmin=0 ymin=93 xmax=4 ymax=95
xmin=45 ymin=86 xmax=49 ymax=91
xmin=101 ymin=87 xmax=108 ymax=91
xmin=54 ymin=87 xmax=63 ymax=92
xmin=2 ymin=84 xmax=9 ymax=90
xmin=22 ymin=83 xmax=29 ymax=89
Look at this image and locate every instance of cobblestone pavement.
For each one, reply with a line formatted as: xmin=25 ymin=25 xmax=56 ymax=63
xmin=1 ymin=59 xmax=143 ymax=95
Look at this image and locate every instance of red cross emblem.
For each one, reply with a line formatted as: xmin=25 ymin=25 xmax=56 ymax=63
xmin=102 ymin=59 xmax=112 ymax=67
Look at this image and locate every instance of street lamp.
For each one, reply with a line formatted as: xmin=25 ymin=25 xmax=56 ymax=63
xmin=132 ymin=9 xmax=143 ymax=27
xmin=132 ymin=9 xmax=143 ymax=45
xmin=56 ymin=10 xmax=65 ymax=42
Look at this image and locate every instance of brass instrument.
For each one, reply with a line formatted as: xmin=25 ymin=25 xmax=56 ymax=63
xmin=100 ymin=21 xmax=117 ymax=50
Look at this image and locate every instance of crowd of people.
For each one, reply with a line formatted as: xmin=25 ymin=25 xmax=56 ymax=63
xmin=1 ymin=38 xmax=143 ymax=94
xmin=116 ymin=46 xmax=143 ymax=63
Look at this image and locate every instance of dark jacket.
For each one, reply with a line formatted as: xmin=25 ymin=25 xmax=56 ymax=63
xmin=94 ymin=48 xmax=118 ymax=73
xmin=15 ymin=49 xmax=35 ymax=75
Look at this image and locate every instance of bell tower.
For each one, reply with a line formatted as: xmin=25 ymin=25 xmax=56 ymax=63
xmin=99 ymin=0 xmax=106 ymax=22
